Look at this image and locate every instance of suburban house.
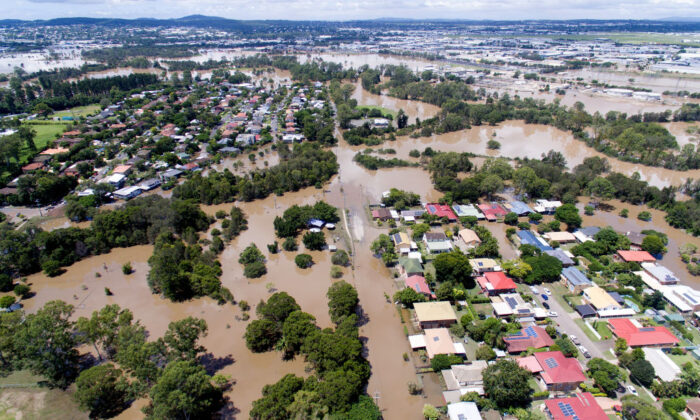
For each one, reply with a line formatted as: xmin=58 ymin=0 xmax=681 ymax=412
xmin=491 ymin=293 xmax=541 ymax=319
xmin=505 ymin=200 xmax=533 ymax=216
xmin=560 ymin=267 xmax=593 ymax=293
xmin=372 ymin=208 xmax=393 ymax=221
xmin=104 ymin=173 xmax=126 ymax=188
xmin=642 ymin=262 xmax=680 ymax=285
xmin=573 ymin=226 xmax=601 ymax=243
xmin=583 ymin=286 xmax=620 ymax=312
xmin=469 ymin=258 xmax=500 ymax=275
xmin=458 ymin=228 xmax=481 ymax=248
xmin=608 ymin=318 xmax=679 ymax=347
xmin=452 ymin=204 xmax=484 ymax=219
xmin=533 ymin=199 xmax=562 ymax=214
xmin=441 ymin=361 xmax=488 ymax=398
xmin=616 ymin=250 xmax=656 ymax=264
xmin=544 ymin=393 xmax=608 ymax=420
xmin=516 ymin=230 xmax=553 ymax=252
xmin=413 ymin=301 xmax=458 ymax=329
xmin=408 ymin=328 xmax=466 ymax=359
xmin=503 ymin=326 xmax=554 ymax=354
xmin=520 ymin=351 xmax=586 ymax=392
xmin=625 ymin=231 xmax=646 ymax=250
xmin=425 ymin=203 xmax=458 ymax=222
xmin=685 ymin=399 xmax=700 ymax=420
xmin=391 ymin=232 xmax=414 ymax=254
xmin=112 ymin=164 xmax=132 ymax=175
xmin=405 ymin=275 xmax=435 ymax=299
xmin=113 ymin=186 xmax=142 ymax=200
xmin=545 ymin=249 xmax=575 ymax=267
xmin=477 ymin=203 xmax=508 ymax=221
xmin=398 ymin=257 xmax=424 ymax=277
xmin=543 ymin=231 xmax=577 ymax=244
xmin=400 ymin=209 xmax=425 ymax=224
xmin=447 ymin=402 xmax=482 ymax=420
xmin=423 ymin=232 xmax=453 ymax=254
xmin=477 ymin=271 xmax=517 ymax=296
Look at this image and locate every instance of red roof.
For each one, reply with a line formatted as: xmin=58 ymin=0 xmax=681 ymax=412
xmin=545 ymin=393 xmax=608 ymax=420
xmin=22 ymin=162 xmax=45 ymax=172
xmin=425 ymin=203 xmax=457 ymax=221
xmin=617 ymin=250 xmax=656 ymax=263
xmin=503 ymin=326 xmax=554 ymax=353
xmin=477 ymin=271 xmax=517 ymax=293
xmin=405 ymin=275 xmax=435 ymax=298
xmin=477 ymin=203 xmax=508 ymax=221
xmin=608 ymin=318 xmax=679 ymax=347
xmin=534 ymin=351 xmax=586 ymax=385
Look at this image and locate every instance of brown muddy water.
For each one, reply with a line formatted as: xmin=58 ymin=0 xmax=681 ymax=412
xmin=566 ymin=68 xmax=700 ymax=94
xmin=351 ymin=81 xmax=440 ymax=125
xmin=370 ymin=121 xmax=700 ymax=189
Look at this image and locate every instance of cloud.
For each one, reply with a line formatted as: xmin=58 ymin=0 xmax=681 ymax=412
xmin=9 ymin=0 xmax=700 ymax=20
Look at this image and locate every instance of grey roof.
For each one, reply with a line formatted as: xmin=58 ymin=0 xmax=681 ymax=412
xmin=578 ymin=226 xmax=601 ymax=238
xmin=561 ymin=266 xmax=592 ymax=287
xmin=608 ymin=291 xmax=626 ymax=305
xmin=576 ymin=304 xmax=596 ymax=317
xmin=545 ymin=249 xmax=575 ymax=266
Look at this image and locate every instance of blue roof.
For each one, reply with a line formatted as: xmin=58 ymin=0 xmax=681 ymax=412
xmin=508 ymin=201 xmax=533 ymax=215
xmin=561 ymin=267 xmax=592 ymax=286
xmin=577 ymin=226 xmax=601 ymax=238
xmin=517 ymin=230 xmax=553 ymax=252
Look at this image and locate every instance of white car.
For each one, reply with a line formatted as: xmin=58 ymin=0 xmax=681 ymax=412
xmin=544 ymin=288 xmax=552 ymax=296
xmin=548 ymin=311 xmax=558 ymax=317
xmin=530 ymin=286 xmax=539 ymax=294
xmin=570 ymin=335 xmax=580 ymax=345
xmin=627 ymin=386 xmax=638 ymax=395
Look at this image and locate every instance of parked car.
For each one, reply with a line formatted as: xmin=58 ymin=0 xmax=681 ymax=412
xmin=530 ymin=286 xmax=539 ymax=294
xmin=542 ymin=302 xmax=550 ymax=309
xmin=544 ymin=288 xmax=552 ymax=296
xmin=548 ymin=311 xmax=558 ymax=317
xmin=541 ymin=294 xmax=549 ymax=301
xmin=584 ymin=351 xmax=591 ymax=359
xmin=570 ymin=335 xmax=580 ymax=345
xmin=627 ymin=386 xmax=638 ymax=395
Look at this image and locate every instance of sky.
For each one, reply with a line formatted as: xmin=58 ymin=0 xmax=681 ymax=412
xmin=3 ymin=0 xmax=700 ymax=21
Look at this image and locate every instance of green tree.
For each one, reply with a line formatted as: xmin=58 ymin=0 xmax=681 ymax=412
xmin=13 ymin=283 xmax=30 ymax=298
xmin=423 ymin=404 xmax=440 ymax=420
xmin=394 ymin=287 xmax=427 ymax=308
xmin=258 ymin=292 xmax=300 ymax=325
xmin=303 ymin=231 xmax=327 ymax=251
xmin=76 ymin=304 xmax=134 ymax=361
xmin=587 ymin=358 xmax=622 ymax=395
xmin=146 ymin=360 xmax=222 ymax=420
xmin=244 ymin=261 xmax=267 ymax=278
xmin=281 ymin=311 xmax=317 ymax=355
xmin=295 ymin=254 xmax=313 ymax=268
xmin=331 ymin=250 xmax=350 ymax=266
xmin=250 ymin=374 xmax=304 ymax=420
xmin=555 ymin=337 xmax=578 ymax=357
xmin=588 ymin=177 xmax=616 ymax=201
xmin=0 ymin=296 xmax=15 ymax=308
xmin=614 ymin=337 xmax=628 ymax=355
xmin=479 ymin=174 xmax=504 ymax=199
xmin=431 ymin=354 xmax=462 ymax=372
xmin=75 ymin=364 xmax=130 ymax=419
xmin=629 ymin=359 xmax=655 ymax=387
xmin=327 ymin=281 xmax=358 ymax=324
xmin=554 ymin=203 xmax=582 ymax=230
xmin=482 ymin=359 xmax=533 ymax=409
xmin=502 ymin=259 xmax=532 ymax=279
xmin=433 ymin=251 xmax=474 ymax=288
xmin=239 ymin=243 xmax=265 ymax=265
xmin=245 ymin=319 xmax=281 ymax=353
xmin=504 ymin=212 xmax=519 ymax=225
xmin=15 ymin=300 xmax=78 ymax=388
xmin=475 ymin=344 xmax=496 ymax=361
xmin=641 ymin=235 xmax=666 ymax=255
xmin=163 ymin=317 xmax=208 ymax=361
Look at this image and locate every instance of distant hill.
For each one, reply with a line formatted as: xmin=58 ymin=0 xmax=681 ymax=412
xmin=661 ymin=17 xmax=700 ymax=22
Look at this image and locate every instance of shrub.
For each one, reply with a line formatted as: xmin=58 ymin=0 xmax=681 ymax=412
xmin=294 ymin=254 xmax=313 ymax=269
xmin=302 ymin=231 xmax=326 ymax=250
xmin=122 ymin=262 xmax=132 ymax=275
xmin=267 ymin=242 xmax=279 ymax=254
xmin=330 ymin=266 xmax=343 ymax=278
xmin=331 ymin=249 xmax=350 ymax=266
xmin=244 ymin=261 xmax=267 ymax=278
xmin=282 ymin=237 xmax=298 ymax=252
xmin=487 ymin=139 xmax=501 ymax=150
xmin=0 ymin=295 xmax=16 ymax=308
xmin=637 ymin=211 xmax=652 ymax=221
xmin=619 ymin=208 xmax=629 ymax=218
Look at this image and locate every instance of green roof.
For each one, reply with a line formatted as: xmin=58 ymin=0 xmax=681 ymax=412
xmin=399 ymin=257 xmax=423 ymax=274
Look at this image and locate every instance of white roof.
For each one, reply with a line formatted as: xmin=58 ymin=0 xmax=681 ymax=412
xmin=642 ymin=262 xmax=680 ymax=284
xmin=447 ymin=402 xmax=482 ymax=420
xmin=408 ymin=334 xmax=427 ymax=349
xmin=453 ymin=342 xmax=467 ymax=355
xmin=643 ymin=347 xmax=681 ymax=382
xmin=104 ymin=173 xmax=126 ymax=184
xmin=596 ymin=308 xmax=637 ymax=318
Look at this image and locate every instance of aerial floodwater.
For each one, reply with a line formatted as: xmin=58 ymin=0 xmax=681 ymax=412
xmin=2 ymin=13 xmax=700 ymax=420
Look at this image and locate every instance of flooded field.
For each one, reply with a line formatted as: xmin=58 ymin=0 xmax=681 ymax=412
xmin=298 ymin=52 xmax=434 ymax=73
xmin=351 ymin=80 xmax=441 ymax=124
xmin=566 ymin=68 xmax=700 ymax=93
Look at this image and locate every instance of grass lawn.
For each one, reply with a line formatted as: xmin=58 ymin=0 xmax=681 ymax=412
xmin=548 ymin=282 xmax=574 ymax=313
xmin=49 ymin=104 xmax=101 ymax=119
xmin=28 ymin=123 xmax=70 ymax=150
xmin=593 ymin=320 xmax=613 ymax=340
xmin=0 ymin=370 xmax=87 ymax=420
xmin=574 ymin=318 xmax=600 ymax=342
xmin=357 ymin=105 xmax=397 ymax=118
xmin=669 ymin=353 xmax=699 ymax=369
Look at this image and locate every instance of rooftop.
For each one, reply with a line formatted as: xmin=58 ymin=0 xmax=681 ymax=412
xmin=414 ymin=301 xmax=457 ymax=323
xmin=503 ymin=325 xmax=554 ymax=353
xmin=544 ymin=392 xmax=608 ymax=420
xmin=534 ymin=351 xmax=586 ymax=385
xmin=608 ymin=318 xmax=679 ymax=347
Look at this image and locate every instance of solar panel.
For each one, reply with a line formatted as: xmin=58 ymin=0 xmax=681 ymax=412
xmin=525 ymin=326 xmax=537 ymax=337
xmin=505 ymin=297 xmax=517 ymax=308
xmin=544 ymin=357 xmax=559 ymax=369
xmin=639 ymin=327 xmax=656 ymax=332
xmin=433 ymin=336 xmax=439 ymax=342
xmin=557 ymin=402 xmax=575 ymax=417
